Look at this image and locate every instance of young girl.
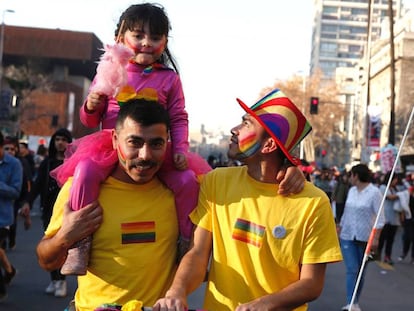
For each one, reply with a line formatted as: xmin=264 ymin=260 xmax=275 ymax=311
xmin=52 ymin=3 xmax=212 ymax=275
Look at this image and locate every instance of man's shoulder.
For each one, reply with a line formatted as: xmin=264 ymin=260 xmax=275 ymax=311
xmin=3 ymin=153 xmax=21 ymax=167
xmin=204 ymin=166 xmax=244 ymax=179
xmin=302 ymin=181 xmax=330 ymax=199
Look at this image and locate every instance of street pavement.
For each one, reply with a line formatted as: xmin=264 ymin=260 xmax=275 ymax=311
xmin=2 ymin=205 xmax=414 ymax=311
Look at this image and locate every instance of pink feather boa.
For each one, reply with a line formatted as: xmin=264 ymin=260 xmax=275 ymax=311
xmin=90 ymin=43 xmax=134 ymax=97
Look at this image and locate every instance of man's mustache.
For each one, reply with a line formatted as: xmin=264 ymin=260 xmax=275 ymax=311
xmin=130 ymin=160 xmax=157 ymax=168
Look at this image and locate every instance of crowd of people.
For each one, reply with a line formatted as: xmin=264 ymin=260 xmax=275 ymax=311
xmin=1 ymin=3 xmax=414 ymax=311
xmin=309 ymin=164 xmax=414 ymax=311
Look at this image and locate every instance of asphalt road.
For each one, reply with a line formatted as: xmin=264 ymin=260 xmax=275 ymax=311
xmin=3 ymin=204 xmax=414 ymax=311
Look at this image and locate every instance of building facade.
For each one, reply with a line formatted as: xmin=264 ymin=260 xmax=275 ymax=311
xmin=356 ymin=8 xmax=414 ymax=171
xmin=310 ymin=0 xmax=402 ymax=79
xmin=0 ymin=25 xmax=102 ymax=139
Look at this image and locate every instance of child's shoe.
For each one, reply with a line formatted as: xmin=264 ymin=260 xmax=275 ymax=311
xmin=60 ymin=235 xmax=92 ymax=275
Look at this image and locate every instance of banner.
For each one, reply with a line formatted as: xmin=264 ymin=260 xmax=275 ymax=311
xmin=380 ymin=144 xmax=402 ymax=173
xmin=367 ymin=115 xmax=381 ymax=147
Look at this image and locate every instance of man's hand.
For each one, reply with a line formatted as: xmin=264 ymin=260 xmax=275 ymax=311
xmin=277 ymin=166 xmax=305 ymax=195
xmin=153 ymin=288 xmax=188 ymax=311
xmin=37 ymin=201 xmax=103 ymax=271
xmin=18 ymin=202 xmax=31 ymax=217
xmin=58 ymin=201 xmax=103 ymax=247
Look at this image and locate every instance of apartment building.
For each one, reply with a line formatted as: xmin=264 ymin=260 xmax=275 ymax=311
xmin=310 ymin=0 xmax=402 ymax=79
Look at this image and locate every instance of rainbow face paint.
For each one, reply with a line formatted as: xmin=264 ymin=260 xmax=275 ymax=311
xmin=236 ymin=132 xmax=261 ymax=159
xmin=117 ymin=144 xmax=128 ymax=170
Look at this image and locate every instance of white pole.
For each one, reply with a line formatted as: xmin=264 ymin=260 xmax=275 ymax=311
xmin=349 ymin=105 xmax=414 ymax=307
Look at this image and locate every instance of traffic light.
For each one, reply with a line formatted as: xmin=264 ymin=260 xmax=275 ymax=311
xmin=310 ymin=97 xmax=319 ymax=114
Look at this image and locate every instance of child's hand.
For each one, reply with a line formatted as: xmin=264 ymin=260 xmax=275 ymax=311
xmin=86 ymin=92 xmax=105 ymax=112
xmin=276 ymin=165 xmax=305 ymax=195
xmin=173 ymin=153 xmax=188 ymax=171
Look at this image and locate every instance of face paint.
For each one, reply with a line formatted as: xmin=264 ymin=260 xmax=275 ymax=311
xmin=236 ymin=132 xmax=261 ymax=159
xmin=117 ymin=144 xmax=128 ymax=170
xmin=124 ymin=36 xmax=139 ymax=53
xmin=152 ymin=44 xmax=165 ymax=55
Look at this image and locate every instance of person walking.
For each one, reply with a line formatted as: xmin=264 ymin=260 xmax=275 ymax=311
xmin=332 ymin=172 xmax=351 ymax=224
xmin=338 ymin=164 xmax=385 ymax=311
xmin=377 ymin=171 xmax=407 ymax=265
xmin=2 ymin=136 xmax=32 ymax=251
xmin=398 ymin=183 xmax=414 ymax=263
xmin=29 ymin=128 xmax=73 ymax=298
xmin=0 ymin=131 xmax=22 ymax=301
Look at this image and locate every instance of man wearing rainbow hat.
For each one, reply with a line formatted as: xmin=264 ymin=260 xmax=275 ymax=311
xmin=154 ymin=89 xmax=343 ymax=311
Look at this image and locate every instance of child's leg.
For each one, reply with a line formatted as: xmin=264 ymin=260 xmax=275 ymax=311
xmin=158 ymin=169 xmax=199 ymax=241
xmin=62 ymin=159 xmax=113 ymax=276
xmin=69 ymin=159 xmax=109 ymax=211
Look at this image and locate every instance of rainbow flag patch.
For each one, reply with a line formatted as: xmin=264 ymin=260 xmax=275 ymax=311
xmin=232 ymin=218 xmax=265 ymax=247
xmin=121 ymin=221 xmax=156 ymax=244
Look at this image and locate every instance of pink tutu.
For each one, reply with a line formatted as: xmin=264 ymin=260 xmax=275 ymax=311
xmin=51 ymin=129 xmax=211 ymax=187
xmin=50 ymin=130 xmax=118 ymax=187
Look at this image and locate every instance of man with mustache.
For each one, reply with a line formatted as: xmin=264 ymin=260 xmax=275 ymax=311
xmin=36 ymin=100 xmax=179 ymax=310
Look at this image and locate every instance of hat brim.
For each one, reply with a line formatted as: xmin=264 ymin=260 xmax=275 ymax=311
xmin=236 ymin=98 xmax=301 ymax=166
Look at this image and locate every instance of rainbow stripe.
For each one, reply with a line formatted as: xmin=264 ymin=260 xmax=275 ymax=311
xmin=238 ymin=132 xmax=261 ymax=157
xmin=232 ymin=218 xmax=265 ymax=247
xmin=121 ymin=221 xmax=156 ymax=244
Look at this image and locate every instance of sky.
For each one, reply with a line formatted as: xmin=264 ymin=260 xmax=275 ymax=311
xmin=5 ymin=0 xmax=410 ymax=135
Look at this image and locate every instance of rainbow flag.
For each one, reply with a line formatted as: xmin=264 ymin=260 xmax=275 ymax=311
xmin=232 ymin=218 xmax=265 ymax=247
xmin=121 ymin=221 xmax=156 ymax=244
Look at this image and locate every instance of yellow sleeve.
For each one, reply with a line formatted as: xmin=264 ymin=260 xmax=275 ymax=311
xmin=44 ymin=178 xmax=73 ymax=237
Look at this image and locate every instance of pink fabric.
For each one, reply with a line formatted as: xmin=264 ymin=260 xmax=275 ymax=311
xmin=50 ymin=129 xmax=118 ymax=188
xmin=51 ymin=129 xmax=211 ymax=239
xmin=80 ymin=62 xmax=189 ymax=155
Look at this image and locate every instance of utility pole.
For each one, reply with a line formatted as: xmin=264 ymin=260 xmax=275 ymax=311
xmin=388 ymin=0 xmax=396 ymax=145
xmin=361 ymin=0 xmax=374 ymax=163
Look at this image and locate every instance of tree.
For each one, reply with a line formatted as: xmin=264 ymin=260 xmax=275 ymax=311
xmin=3 ymin=64 xmax=54 ymax=137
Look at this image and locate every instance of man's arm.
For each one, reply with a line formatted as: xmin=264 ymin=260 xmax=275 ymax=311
xmin=153 ymin=225 xmax=212 ymax=311
xmin=236 ymin=263 xmax=327 ymax=311
xmin=36 ymin=201 xmax=103 ymax=271
xmin=0 ymin=159 xmax=22 ymax=200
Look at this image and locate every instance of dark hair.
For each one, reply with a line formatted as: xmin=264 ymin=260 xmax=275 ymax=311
xmin=4 ymin=136 xmax=19 ymax=152
xmin=37 ymin=144 xmax=48 ymax=156
xmin=382 ymin=171 xmax=403 ymax=186
xmin=0 ymin=131 xmax=3 ymax=146
xmin=48 ymin=128 xmax=73 ymax=159
xmin=115 ymin=3 xmax=179 ymax=73
xmin=116 ymin=99 xmax=170 ymax=131
xmin=351 ymin=164 xmax=372 ymax=183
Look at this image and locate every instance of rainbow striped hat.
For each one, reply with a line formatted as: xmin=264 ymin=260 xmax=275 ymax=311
xmin=236 ymin=89 xmax=312 ymax=165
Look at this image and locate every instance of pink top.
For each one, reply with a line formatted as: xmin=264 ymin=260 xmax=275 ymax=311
xmin=80 ymin=62 xmax=189 ymax=155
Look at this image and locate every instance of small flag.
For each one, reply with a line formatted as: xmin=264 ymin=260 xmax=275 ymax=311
xmin=121 ymin=221 xmax=156 ymax=244
xmin=232 ymin=218 xmax=265 ymax=247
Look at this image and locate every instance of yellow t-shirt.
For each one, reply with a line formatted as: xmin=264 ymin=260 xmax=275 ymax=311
xmin=190 ymin=166 xmax=342 ymax=311
xmin=46 ymin=176 xmax=178 ymax=311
